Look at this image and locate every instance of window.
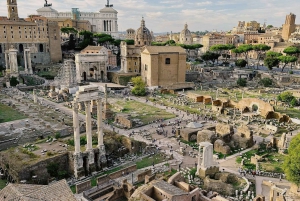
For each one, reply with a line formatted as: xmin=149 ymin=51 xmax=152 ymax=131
xmin=165 ymin=58 xmax=170 ymax=64
xmin=145 ymin=64 xmax=148 ymax=71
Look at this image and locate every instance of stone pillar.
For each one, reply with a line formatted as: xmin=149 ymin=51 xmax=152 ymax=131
xmin=27 ymin=49 xmax=33 ymax=74
xmin=4 ymin=52 xmax=8 ymax=72
xmin=97 ymin=99 xmax=104 ymax=147
xmin=85 ymin=101 xmax=93 ymax=151
xmin=73 ymin=102 xmax=81 ymax=154
xmin=24 ymin=50 xmax=28 ymax=73
xmin=33 ymin=89 xmax=37 ymax=103
xmin=9 ymin=48 xmax=18 ymax=73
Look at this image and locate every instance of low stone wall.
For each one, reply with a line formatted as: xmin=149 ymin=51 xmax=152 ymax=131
xmin=145 ymin=174 xmax=155 ymax=184
xmin=137 ymin=169 xmax=152 ymax=183
xmin=76 ymin=180 xmax=91 ymax=194
xmin=0 ymin=152 xmax=70 ymax=184
xmin=97 ymin=175 xmax=110 ymax=186
xmin=109 ymin=165 xmax=137 ymax=180
xmin=115 ymin=114 xmax=133 ymax=128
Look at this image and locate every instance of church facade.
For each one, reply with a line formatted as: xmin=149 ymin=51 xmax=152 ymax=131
xmin=36 ymin=0 xmax=119 ymax=38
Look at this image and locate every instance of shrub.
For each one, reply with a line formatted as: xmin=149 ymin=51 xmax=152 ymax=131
xmin=237 ymin=78 xmax=247 ymax=87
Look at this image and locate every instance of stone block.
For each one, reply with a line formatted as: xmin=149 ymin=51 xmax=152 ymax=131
xmin=214 ymin=139 xmax=231 ymax=155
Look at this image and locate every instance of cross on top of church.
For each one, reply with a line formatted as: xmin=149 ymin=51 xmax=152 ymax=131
xmin=105 ymin=0 xmax=113 ymax=7
xmin=44 ymin=0 xmax=52 ymax=7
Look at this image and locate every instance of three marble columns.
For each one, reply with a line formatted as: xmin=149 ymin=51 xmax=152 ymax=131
xmin=72 ymin=99 xmax=104 ymax=154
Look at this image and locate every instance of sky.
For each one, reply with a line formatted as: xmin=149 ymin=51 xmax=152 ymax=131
xmin=2 ymin=0 xmax=300 ymax=33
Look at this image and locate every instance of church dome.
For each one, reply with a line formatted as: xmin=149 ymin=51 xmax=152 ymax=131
xmin=36 ymin=6 xmax=58 ymax=13
xmin=99 ymin=6 xmax=118 ymax=13
xmin=135 ymin=17 xmax=152 ymax=46
xmin=180 ymin=23 xmax=192 ymax=45
xmin=180 ymin=23 xmax=191 ymax=37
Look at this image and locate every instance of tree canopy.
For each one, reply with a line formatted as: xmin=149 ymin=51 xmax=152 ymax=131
xmin=252 ymin=44 xmax=271 ymax=68
xmin=201 ymin=52 xmax=220 ymax=66
xmin=237 ymin=78 xmax=247 ymax=87
xmin=259 ymin=78 xmax=273 ymax=87
xmin=283 ymin=134 xmax=300 ymax=186
xmin=131 ymin=76 xmax=146 ymax=96
xmin=78 ymin=30 xmax=94 ymax=49
xmin=283 ymin=46 xmax=300 ymax=56
xmin=210 ymin=44 xmax=235 ymax=63
xmin=61 ymin=27 xmax=78 ymax=35
xmin=235 ymin=59 xmax=247 ymax=68
xmin=264 ymin=57 xmax=279 ymax=70
xmin=278 ymin=55 xmax=298 ymax=72
xmin=232 ymin=44 xmax=253 ymax=65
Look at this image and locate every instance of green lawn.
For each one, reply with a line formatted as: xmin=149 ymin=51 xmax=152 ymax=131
xmin=113 ymin=100 xmax=176 ymax=124
xmin=0 ymin=103 xmax=27 ymax=123
xmin=276 ymin=107 xmax=300 ymax=119
xmin=236 ymin=148 xmax=285 ymax=172
xmin=136 ymin=153 xmax=166 ymax=169
xmin=0 ymin=179 xmax=7 ymax=190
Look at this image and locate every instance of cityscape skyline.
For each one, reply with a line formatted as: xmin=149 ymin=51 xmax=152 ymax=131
xmin=0 ymin=0 xmax=300 ymax=33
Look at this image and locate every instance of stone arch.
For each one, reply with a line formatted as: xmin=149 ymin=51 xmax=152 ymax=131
xmin=242 ymin=106 xmax=250 ymax=113
xmin=89 ymin=68 xmax=94 ymax=77
xmin=252 ymin=104 xmax=259 ymax=112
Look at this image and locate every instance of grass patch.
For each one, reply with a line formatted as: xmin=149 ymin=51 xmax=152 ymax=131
xmin=0 ymin=179 xmax=7 ymax=190
xmin=236 ymin=148 xmax=284 ymax=172
xmin=136 ymin=154 xmax=166 ymax=169
xmin=91 ymin=177 xmax=97 ymax=187
xmin=275 ymin=107 xmax=300 ymax=119
xmin=70 ymin=185 xmax=76 ymax=194
xmin=113 ymin=100 xmax=176 ymax=124
xmin=0 ymin=103 xmax=27 ymax=123
xmin=37 ymin=71 xmax=57 ymax=80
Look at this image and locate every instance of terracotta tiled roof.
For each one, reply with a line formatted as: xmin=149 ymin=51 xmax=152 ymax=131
xmin=81 ymin=45 xmax=103 ymax=52
xmin=143 ymin=46 xmax=186 ymax=54
xmin=0 ymin=180 xmax=76 ymax=201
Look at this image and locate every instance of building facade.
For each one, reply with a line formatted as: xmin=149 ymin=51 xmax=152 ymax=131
xmin=120 ymin=18 xmax=152 ymax=73
xmin=282 ymin=13 xmax=296 ymax=41
xmin=179 ymin=23 xmax=192 ymax=45
xmin=141 ymin=46 xmax=186 ymax=87
xmin=36 ymin=1 xmax=119 ymax=37
xmin=75 ymin=46 xmax=109 ymax=82
xmin=0 ymin=0 xmax=62 ymax=67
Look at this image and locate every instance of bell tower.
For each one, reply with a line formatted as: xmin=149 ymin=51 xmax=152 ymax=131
xmin=7 ymin=0 xmax=19 ymax=21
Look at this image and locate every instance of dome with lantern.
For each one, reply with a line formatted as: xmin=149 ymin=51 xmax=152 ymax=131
xmin=135 ymin=17 xmax=152 ymax=46
xmin=180 ymin=23 xmax=192 ymax=45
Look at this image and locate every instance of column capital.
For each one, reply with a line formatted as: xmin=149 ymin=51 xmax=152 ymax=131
xmin=73 ymin=102 xmax=79 ymax=113
xmin=84 ymin=101 xmax=91 ymax=107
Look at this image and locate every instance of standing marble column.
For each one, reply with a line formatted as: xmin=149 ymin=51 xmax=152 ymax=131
xmin=85 ymin=101 xmax=93 ymax=151
xmin=73 ymin=102 xmax=80 ymax=154
xmin=24 ymin=50 xmax=28 ymax=73
xmin=33 ymin=89 xmax=37 ymax=103
xmin=5 ymin=52 xmax=8 ymax=72
xmin=97 ymin=99 xmax=103 ymax=147
xmin=27 ymin=50 xmax=32 ymax=74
